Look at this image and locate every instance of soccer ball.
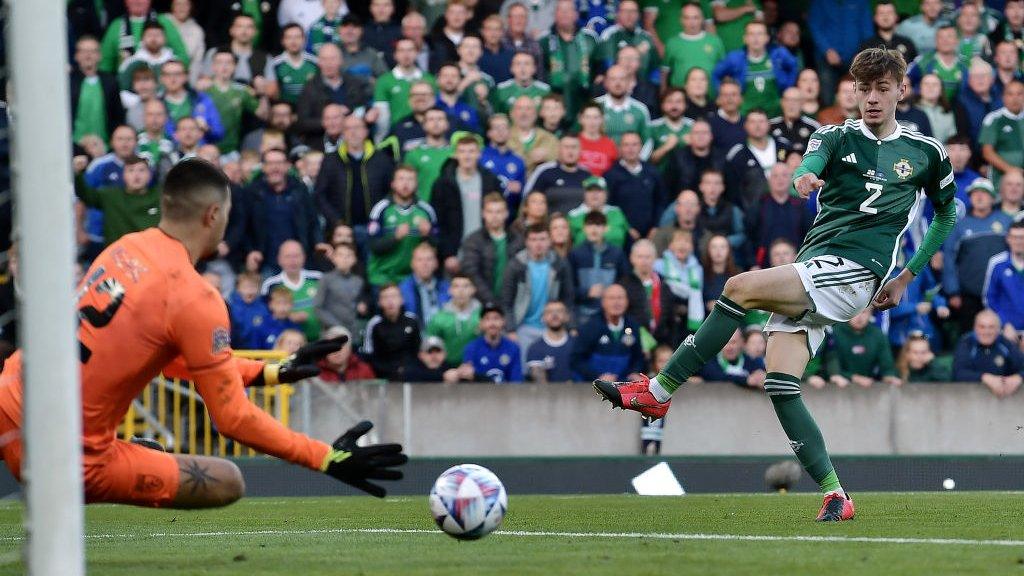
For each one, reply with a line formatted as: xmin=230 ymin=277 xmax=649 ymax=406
xmin=429 ymin=464 xmax=508 ymax=540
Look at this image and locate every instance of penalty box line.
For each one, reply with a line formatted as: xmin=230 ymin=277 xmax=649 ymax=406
xmin=0 ymin=528 xmax=1021 ymax=547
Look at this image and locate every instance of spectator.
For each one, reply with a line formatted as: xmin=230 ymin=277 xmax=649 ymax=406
xmin=73 ymin=154 xmax=160 ymax=245
xmin=253 ymin=287 xmax=303 ymax=350
xmin=431 ymin=135 xmax=503 ymax=269
xmin=896 ymin=0 xmax=943 ymax=53
xmin=661 ymin=4 xmax=725 ymax=92
xmin=724 ymin=109 xmax=790 ymax=212
xmin=984 ymin=221 xmax=1024 ymax=338
xmin=461 ymin=303 xmax=523 ymax=383
xmin=895 ymin=77 xmax=933 ymax=136
xmin=695 ymin=168 xmax=745 ymax=254
xmin=502 ymin=223 xmax=574 ymax=358
xmin=568 ymin=210 xmax=629 ymax=324
xmin=508 ymin=95 xmax=559 ymax=172
xmin=522 ymin=300 xmax=573 ymax=383
xmin=261 ymin=240 xmax=324 ymax=341
xmin=958 ymin=58 xmax=1000 ymax=144
xmin=648 ymin=89 xmax=693 ymax=170
xmin=198 ymin=14 xmax=269 ymax=86
xmin=362 ymin=284 xmax=422 ymax=381
xmin=400 ymin=11 xmax=434 ymax=73
xmin=117 ymin=22 xmax=177 ymax=92
xmin=858 ymin=1 xmax=917 ymax=64
xmin=651 ymin=189 xmax=702 ymax=254
xmin=954 ymin=3 xmax=991 ymax=61
xmin=769 ymin=87 xmax=820 ymax=155
xmin=571 ymin=283 xmax=644 ymax=382
xmin=825 ymin=309 xmax=902 ymax=388
xmin=524 ymin=135 xmax=589 ymax=216
xmin=698 ymin=329 xmax=766 ymax=389
xmin=398 ymin=243 xmax=451 ymax=327
xmin=171 ymin=116 xmax=204 ymax=162
xmin=404 ymin=336 xmax=463 ymax=383
xmin=683 ymin=67 xmax=715 ymax=120
xmin=993 ymin=41 xmax=1024 ymax=105
xmin=500 ymin=2 xmax=545 ymax=67
xmin=273 ymin=329 xmax=308 ymax=354
xmin=539 ymin=0 xmax=598 ymax=119
xmin=386 ymin=81 xmax=440 ymax=153
xmin=242 ymin=101 xmax=300 ymax=153
xmin=908 ymin=25 xmax=970 ymax=102
xmin=598 ymin=0 xmax=659 ymax=83
xmin=710 ymin=0 xmax=760 ymax=54
xmin=708 ymin=79 xmax=745 ymax=154
xmin=549 ymin=213 xmax=573 ymax=258
xmin=577 ymin=102 xmax=619 ymax=177
xmin=816 ymin=76 xmax=859 ymax=126
xmin=318 ymin=326 xmax=377 ymax=382
xmin=479 ymin=15 xmax=515 ymax=84
xmin=306 ymin=0 xmax=345 ymax=53
xmin=979 ymin=80 xmax=1024 ymax=192
xmin=244 ymin=148 xmax=320 ymax=269
xmin=205 ymin=49 xmax=269 ymax=154
xmin=480 ymin=114 xmax=527 ymax=207
xmin=426 ymin=274 xmax=482 ymax=365
xmin=99 ymin=0 xmax=190 ymax=73
xmin=264 ymin=24 xmax=319 ymax=105
xmin=314 ymin=242 xmax=370 ymax=341
xmin=655 ymin=228 xmax=704 ymax=335
xmin=896 ymin=332 xmax=950 ymax=383
xmin=313 ymin=114 xmax=395 ymax=253
xmin=712 ymin=21 xmax=797 ymax=119
xmin=158 ymin=60 xmax=224 ymax=143
xmin=807 ymin=0 xmax=873 ymax=106
xmin=540 ymin=89 xmax=570 ymax=137
xmin=434 ymin=64 xmax=480 ymax=132
xmin=620 ymin=239 xmax=678 ymax=348
xmin=952 ymin=309 xmax=1023 ymax=397
xmin=701 ymin=233 xmax=739 ymax=312
xmin=296 ymin=44 xmax=375 ymax=145
xmin=461 ymin=193 xmax=524 ymax=305
xmin=428 ymin=0 xmax=471 ymax=71
xmin=664 ymin=118 xmax=724 ymax=196
xmin=944 ymin=178 xmax=1015 ymax=332
xmin=914 ymin=74 xmax=967 ymax=147
xmin=491 ymin=52 xmax=551 ymax=114
xmin=123 ymin=67 xmax=161 ymax=131
xmin=884 ymin=245 xmax=949 ymax=353
xmin=568 ymin=176 xmax=629 ymax=248
xmin=749 ymin=163 xmax=811 ymax=268
xmin=1000 ymin=171 xmax=1024 ymax=218
xmin=168 ymin=0 xmax=206 ymax=79
xmin=228 ymin=271 xmax=272 ymax=350
xmin=367 ymin=165 xmax=438 ymax=287
xmin=946 ymin=135 xmax=981 ymax=211
xmin=512 ymin=190 xmax=550 ymax=236
xmin=990 ymin=0 xmax=1024 ymax=63
xmin=364 ymin=0 xmax=402 ymax=60
xmin=402 ymin=108 xmax=453 ymax=203
xmin=595 ymin=65 xmax=651 ymax=151
xmin=71 ymin=35 xmax=126 ymax=145
xmin=455 ymin=34 xmax=495 ymax=113
xmin=605 ymin=133 xmax=666 ymax=242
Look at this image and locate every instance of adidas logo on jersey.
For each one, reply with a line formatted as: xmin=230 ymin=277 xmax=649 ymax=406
xmin=842 ymin=153 xmax=857 ymax=164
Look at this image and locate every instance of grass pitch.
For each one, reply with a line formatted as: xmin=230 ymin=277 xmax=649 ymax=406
xmin=0 ymin=493 xmax=1022 ymax=575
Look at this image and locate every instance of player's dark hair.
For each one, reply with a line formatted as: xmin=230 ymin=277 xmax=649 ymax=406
xmin=161 ymin=158 xmax=231 ymax=222
xmin=849 ymin=47 xmax=907 ymax=85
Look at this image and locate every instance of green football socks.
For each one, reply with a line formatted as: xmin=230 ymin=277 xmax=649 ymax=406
xmin=764 ymin=372 xmax=843 ymax=495
xmin=656 ymin=295 xmax=748 ymax=394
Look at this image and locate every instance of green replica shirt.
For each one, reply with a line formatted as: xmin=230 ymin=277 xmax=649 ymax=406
xmin=708 ymin=0 xmax=760 ymax=53
xmin=163 ymin=95 xmax=193 ymax=123
xmin=99 ymin=14 xmax=190 ymax=73
xmin=307 ymin=16 xmax=342 ymax=53
xmin=264 ymin=271 xmax=323 ymax=342
xmin=642 ymin=0 xmax=686 ymax=46
xmin=460 ymin=69 xmax=496 ymax=112
xmin=567 ymin=204 xmax=629 ymax=247
xmin=826 ymin=322 xmax=896 ymax=379
xmin=539 ymin=30 xmax=598 ymax=117
xmin=204 ymin=81 xmax=259 ymax=153
xmin=136 ymin=132 xmax=175 ymax=167
xmin=374 ymin=67 xmax=434 ymax=126
xmin=594 ymin=94 xmax=651 ymax=150
xmin=73 ymin=77 xmax=108 ymax=143
xmin=978 ymin=108 xmax=1024 ymax=191
xmin=266 ymin=53 xmax=319 ymax=105
xmin=912 ymin=52 xmax=967 ymax=102
xmin=367 ymin=198 xmax=437 ymax=286
xmin=426 ymin=303 xmax=482 ymax=364
xmin=662 ymin=31 xmax=725 ymax=88
xmin=598 ymin=25 xmax=660 ymax=81
xmin=740 ymin=53 xmax=781 ymax=118
xmin=74 ymin=175 xmax=161 ymax=244
xmin=491 ymin=79 xmax=551 ymax=114
xmin=648 ymin=116 xmax=693 ymax=167
xmin=795 ymin=120 xmax=956 ymax=280
xmin=404 ymin=143 xmax=451 ymax=202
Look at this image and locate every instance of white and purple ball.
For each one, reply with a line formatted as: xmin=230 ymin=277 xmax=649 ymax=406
xmin=429 ymin=464 xmax=508 ymax=540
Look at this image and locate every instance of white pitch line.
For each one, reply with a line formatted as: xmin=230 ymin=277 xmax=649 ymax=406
xmin=0 ymin=528 xmax=1021 ymax=547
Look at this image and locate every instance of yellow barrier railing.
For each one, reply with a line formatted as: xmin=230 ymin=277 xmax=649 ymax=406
xmin=119 ymin=350 xmax=295 ymax=456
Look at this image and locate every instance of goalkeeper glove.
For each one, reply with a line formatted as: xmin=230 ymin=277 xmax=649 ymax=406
xmin=321 ymin=421 xmax=407 ymax=497
xmin=261 ymin=335 xmax=348 ymax=385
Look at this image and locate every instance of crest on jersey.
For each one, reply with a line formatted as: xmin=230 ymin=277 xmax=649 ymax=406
xmin=893 ymin=158 xmax=913 ymax=179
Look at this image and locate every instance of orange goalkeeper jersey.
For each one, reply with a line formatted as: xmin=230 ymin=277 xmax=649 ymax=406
xmin=0 ymin=228 xmax=329 ymax=469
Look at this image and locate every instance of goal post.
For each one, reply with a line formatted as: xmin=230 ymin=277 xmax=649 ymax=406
xmin=8 ymin=0 xmax=85 ymax=573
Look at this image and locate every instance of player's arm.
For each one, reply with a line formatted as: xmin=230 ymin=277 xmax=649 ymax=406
xmin=791 ymin=127 xmax=836 ymax=197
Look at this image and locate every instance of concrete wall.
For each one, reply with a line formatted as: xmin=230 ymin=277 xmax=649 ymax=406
xmin=292 ymin=381 xmax=1024 ymax=457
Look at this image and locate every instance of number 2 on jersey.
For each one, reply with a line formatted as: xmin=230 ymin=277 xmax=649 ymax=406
xmin=860 ymin=182 xmax=883 ymax=215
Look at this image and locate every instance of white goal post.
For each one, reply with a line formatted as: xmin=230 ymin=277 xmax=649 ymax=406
xmin=8 ymin=0 xmax=85 ymax=573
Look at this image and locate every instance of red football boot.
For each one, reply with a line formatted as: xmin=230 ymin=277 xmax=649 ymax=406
xmin=593 ymin=374 xmax=672 ymax=419
xmin=815 ymin=491 xmax=855 ymax=522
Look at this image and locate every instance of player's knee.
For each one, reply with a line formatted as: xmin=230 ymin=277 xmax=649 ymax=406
xmin=723 ymin=273 xmax=754 ymax=307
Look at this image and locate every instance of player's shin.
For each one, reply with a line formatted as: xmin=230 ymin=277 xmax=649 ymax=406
xmin=765 ymin=372 xmax=843 ymax=495
xmin=656 ymin=295 xmax=748 ymax=397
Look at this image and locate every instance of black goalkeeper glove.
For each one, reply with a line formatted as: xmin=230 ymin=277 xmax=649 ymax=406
xmin=261 ymin=335 xmax=348 ymax=385
xmin=320 ymin=421 xmax=407 ymax=497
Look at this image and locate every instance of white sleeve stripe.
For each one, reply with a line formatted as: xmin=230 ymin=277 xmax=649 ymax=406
xmin=939 ymin=170 xmax=954 ymax=189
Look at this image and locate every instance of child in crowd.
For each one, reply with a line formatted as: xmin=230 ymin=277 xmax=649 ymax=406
xmin=229 ymin=272 xmax=273 ymax=350
xmin=254 ymin=287 xmax=302 ymax=350
xmin=273 ymin=328 xmax=308 ymax=355
xmin=315 ymin=242 xmax=370 ymax=347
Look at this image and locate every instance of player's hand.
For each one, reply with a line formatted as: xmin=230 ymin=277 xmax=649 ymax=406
xmin=873 ymin=272 xmax=912 ymax=311
xmin=263 ymin=335 xmax=349 ymax=385
xmin=793 ymin=173 xmax=825 ymax=199
xmin=321 ymin=421 xmax=407 ymax=497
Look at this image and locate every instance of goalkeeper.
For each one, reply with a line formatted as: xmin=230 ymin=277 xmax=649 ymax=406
xmin=0 ymin=158 xmax=405 ymax=508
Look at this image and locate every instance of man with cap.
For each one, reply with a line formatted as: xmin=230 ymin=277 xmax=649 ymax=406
xmin=944 ymin=177 xmax=1016 ymax=332
xmin=460 ymin=303 xmax=523 ymax=383
xmin=567 ymin=177 xmax=630 ymax=248
xmin=404 ymin=336 xmax=466 ymax=383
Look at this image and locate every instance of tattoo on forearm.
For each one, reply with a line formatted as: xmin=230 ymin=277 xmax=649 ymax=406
xmin=181 ymin=460 xmax=220 ymax=495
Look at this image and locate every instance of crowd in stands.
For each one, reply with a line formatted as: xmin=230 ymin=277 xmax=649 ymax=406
xmin=3 ymin=0 xmax=1024 ymax=396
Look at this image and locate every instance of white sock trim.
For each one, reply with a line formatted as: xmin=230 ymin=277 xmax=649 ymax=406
xmin=649 ymin=376 xmax=672 ymax=403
